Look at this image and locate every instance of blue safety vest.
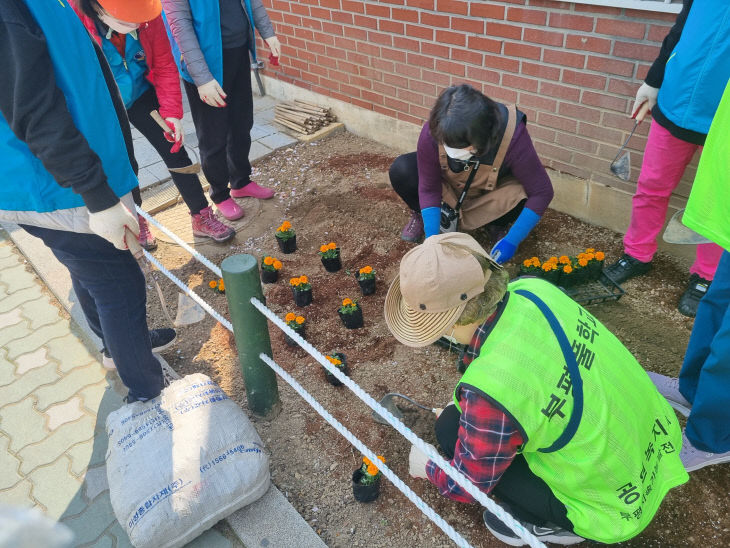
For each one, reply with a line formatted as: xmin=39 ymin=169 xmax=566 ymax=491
xmin=0 ymin=0 xmax=137 ymax=213
xmin=162 ymin=0 xmax=258 ymax=85
xmin=100 ymin=30 xmax=151 ymax=109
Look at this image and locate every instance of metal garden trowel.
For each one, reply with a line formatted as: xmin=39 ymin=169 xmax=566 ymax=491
xmin=372 ymin=393 xmax=440 ymax=425
xmin=610 ymin=102 xmax=651 ymax=181
xmin=662 ymin=208 xmax=711 ymax=245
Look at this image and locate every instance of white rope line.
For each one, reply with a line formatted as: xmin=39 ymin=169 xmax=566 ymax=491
xmin=251 ymin=298 xmax=546 ymax=548
xmin=136 ymin=206 xmax=223 ymax=279
xmin=136 ymin=212 xmax=546 ymax=548
xmin=259 ymin=353 xmax=473 ymax=548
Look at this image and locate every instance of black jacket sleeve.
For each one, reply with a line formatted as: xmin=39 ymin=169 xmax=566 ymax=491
xmin=0 ymin=0 xmax=120 ymax=212
xmin=645 ymin=0 xmax=692 ymax=88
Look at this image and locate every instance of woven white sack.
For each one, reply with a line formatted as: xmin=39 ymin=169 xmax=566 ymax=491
xmin=106 ymin=373 xmax=270 ymax=548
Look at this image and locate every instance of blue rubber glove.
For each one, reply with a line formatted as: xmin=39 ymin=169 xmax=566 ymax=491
xmin=490 ymin=207 xmax=541 ymax=264
xmin=421 ymin=207 xmax=441 ymax=239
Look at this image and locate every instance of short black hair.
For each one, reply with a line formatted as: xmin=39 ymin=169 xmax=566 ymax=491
xmin=429 ymin=84 xmax=502 ymax=157
xmin=74 ymin=0 xmax=104 ymax=25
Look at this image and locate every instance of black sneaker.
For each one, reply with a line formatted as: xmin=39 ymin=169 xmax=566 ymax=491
xmin=602 ymin=253 xmax=652 ymax=284
xmin=483 ymin=506 xmax=584 ymax=546
xmin=677 ymin=273 xmax=711 ymax=318
xmin=102 ymin=328 xmax=177 ymax=370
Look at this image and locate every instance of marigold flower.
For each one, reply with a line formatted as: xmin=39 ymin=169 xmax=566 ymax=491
xmin=326 ymin=355 xmax=342 ymax=366
xmin=290 ymin=277 xmax=300 ymax=286
xmin=366 ymin=463 xmax=379 ymax=476
xmin=585 ymin=248 xmax=595 ymax=254
xmin=273 ymin=260 xmax=282 ymax=270
xmin=377 ymin=455 xmax=385 ymax=463
xmin=342 ymin=298 xmax=353 ymax=307
xmin=548 ymin=256 xmax=558 ymax=264
xmin=578 ymin=258 xmax=588 ymax=267
xmin=319 ymin=244 xmax=329 ymax=253
xmin=584 ymin=253 xmax=595 ymax=261
xmin=563 ymin=265 xmax=573 ymax=274
xmin=362 ymin=456 xmax=372 ymax=466
xmin=285 ymin=312 xmax=296 ymax=322
xmin=532 ymin=258 xmax=541 ymax=267
xmin=595 ymin=251 xmax=605 ymax=261
xmin=360 ymin=266 xmax=373 ymax=274
xmin=327 ymin=242 xmax=337 ymax=250
xmin=299 ymin=275 xmax=309 ymax=284
xmin=523 ymin=259 xmax=532 ymax=268
xmin=209 ymin=280 xmax=217 ymax=288
xmin=542 ymin=262 xmax=554 ymax=271
xmin=263 ymin=256 xmax=274 ymax=266
xmin=295 ymin=316 xmax=305 ymax=324
xmin=280 ymin=221 xmax=292 ymax=230
xmin=559 ymin=255 xmax=571 ymax=264
xmin=218 ymin=279 xmax=225 ymax=291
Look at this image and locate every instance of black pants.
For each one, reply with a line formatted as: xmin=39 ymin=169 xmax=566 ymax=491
xmin=389 ymin=152 xmax=524 ymax=227
xmin=127 ymin=87 xmax=209 ymax=215
xmin=184 ymin=45 xmax=254 ymax=205
xmin=435 ymin=404 xmax=574 ymax=531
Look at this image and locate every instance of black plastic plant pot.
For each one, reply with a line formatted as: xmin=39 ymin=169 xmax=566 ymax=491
xmin=285 ymin=326 xmax=305 ymax=347
xmin=321 ymin=254 xmax=342 ymax=273
xmin=357 ymin=277 xmax=376 ymax=296
xmin=541 ymin=269 xmax=561 ymax=286
xmin=560 ymin=273 xmax=576 ymax=288
xmin=519 ymin=266 xmax=539 ymax=277
xmin=339 ymin=306 xmax=363 ymax=329
xmin=261 ymin=269 xmax=279 ymax=284
xmin=588 ymin=261 xmax=603 ymax=280
xmin=324 ymin=352 xmax=348 ymax=386
xmin=352 ymin=469 xmax=381 ymax=503
xmin=276 ymin=235 xmax=297 ymax=254
xmin=573 ymin=267 xmax=589 ymax=285
xmin=292 ymin=287 xmax=313 ymax=307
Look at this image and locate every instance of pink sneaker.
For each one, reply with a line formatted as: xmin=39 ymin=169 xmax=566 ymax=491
xmin=192 ymin=207 xmax=236 ymax=243
xmin=230 ymin=181 xmax=275 ymax=200
xmin=137 ymin=216 xmax=157 ymax=251
xmin=216 ymin=197 xmax=244 ymax=221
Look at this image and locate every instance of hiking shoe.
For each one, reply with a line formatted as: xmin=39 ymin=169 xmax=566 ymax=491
xmin=677 ymin=274 xmax=711 ymax=318
xmin=483 ymin=506 xmax=584 ymax=546
xmin=215 ymin=197 xmax=244 ymax=221
xmin=192 ymin=206 xmax=236 ymax=243
xmin=401 ymin=210 xmax=424 ymax=242
xmin=647 ymin=372 xmax=691 ymax=417
xmin=137 ymin=216 xmax=157 ymax=251
xmin=602 ymin=253 xmax=652 ymax=284
xmin=230 ymin=180 xmax=275 ymax=199
xmin=681 ymin=430 xmax=730 ymax=472
xmin=102 ymin=328 xmax=177 ymax=370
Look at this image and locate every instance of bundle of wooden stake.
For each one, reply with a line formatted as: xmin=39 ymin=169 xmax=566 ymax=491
xmin=273 ymin=100 xmax=337 ymax=135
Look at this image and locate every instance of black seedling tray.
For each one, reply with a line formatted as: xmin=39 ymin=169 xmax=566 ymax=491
xmin=564 ymin=275 xmax=625 ymax=306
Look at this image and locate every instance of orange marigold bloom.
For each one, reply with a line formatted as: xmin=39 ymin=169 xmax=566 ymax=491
xmin=360 ymin=266 xmax=373 ymax=274
xmin=327 ymin=242 xmax=337 ymax=250
xmin=285 ymin=312 xmax=296 ymax=322
xmin=595 ymin=251 xmax=605 ymax=260
xmin=273 ymin=260 xmax=282 ymax=270
xmin=377 ymin=455 xmax=385 ymax=463
xmin=280 ymin=221 xmax=292 ymax=230
xmin=295 ymin=316 xmax=305 ymax=324
xmin=366 ymin=463 xmax=379 ymax=476
xmin=299 ymin=275 xmax=309 ymax=284
xmin=548 ymin=256 xmax=558 ymax=264
xmin=542 ymin=262 xmax=554 ymax=271
xmin=319 ymin=244 xmax=329 ymax=253
xmin=290 ymin=277 xmax=300 ymax=286
xmin=342 ymin=298 xmax=353 ymax=307
xmin=559 ymin=255 xmax=570 ymax=264
xmin=209 ymin=280 xmax=217 ymax=288
xmin=578 ymin=258 xmax=588 ymax=267
xmin=218 ymin=279 xmax=225 ymax=291
xmin=563 ymin=265 xmax=573 ymax=274
xmin=362 ymin=456 xmax=372 ymax=466
xmin=523 ymin=259 xmax=532 ymax=267
xmin=326 ymin=355 xmax=342 ymax=366
xmin=263 ymin=256 xmax=274 ymax=265
xmin=584 ymin=253 xmax=595 ymax=261
xmin=532 ymin=258 xmax=541 ymax=267
xmin=585 ymin=248 xmax=595 ymax=253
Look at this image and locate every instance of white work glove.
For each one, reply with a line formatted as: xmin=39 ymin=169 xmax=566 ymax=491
xmin=88 ymin=202 xmax=140 ymax=255
xmin=631 ymin=83 xmax=659 ymax=121
xmin=197 ymin=79 xmax=227 ymax=107
xmin=265 ymin=36 xmax=281 ymax=58
xmin=409 ymin=443 xmax=435 ymax=479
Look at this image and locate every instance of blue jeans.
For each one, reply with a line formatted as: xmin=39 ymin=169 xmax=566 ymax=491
xmin=680 ymin=250 xmax=730 ymax=453
xmin=21 ymin=225 xmax=163 ymax=401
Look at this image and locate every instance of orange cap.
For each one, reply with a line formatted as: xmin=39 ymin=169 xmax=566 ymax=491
xmin=98 ymin=0 xmax=161 ymax=24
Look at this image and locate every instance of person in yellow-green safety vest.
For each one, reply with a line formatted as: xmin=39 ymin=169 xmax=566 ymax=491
xmin=384 ymin=232 xmax=688 ymax=546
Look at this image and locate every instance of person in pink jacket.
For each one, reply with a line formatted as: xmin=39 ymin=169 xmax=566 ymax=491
xmin=74 ymin=0 xmax=236 ymax=245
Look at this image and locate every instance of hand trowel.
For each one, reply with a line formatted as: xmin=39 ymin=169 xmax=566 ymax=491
xmin=610 ymin=102 xmax=651 ymax=181
xmin=372 ymin=393 xmax=440 ymax=425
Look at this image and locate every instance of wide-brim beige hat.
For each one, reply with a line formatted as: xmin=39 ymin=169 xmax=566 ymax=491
xmin=384 ymin=233 xmax=499 ymax=347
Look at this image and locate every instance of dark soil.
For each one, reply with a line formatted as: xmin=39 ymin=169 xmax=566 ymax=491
xmin=144 ymin=131 xmax=729 ymax=548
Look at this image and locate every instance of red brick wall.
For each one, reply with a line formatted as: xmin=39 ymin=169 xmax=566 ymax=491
xmin=258 ymin=0 xmax=697 ymax=198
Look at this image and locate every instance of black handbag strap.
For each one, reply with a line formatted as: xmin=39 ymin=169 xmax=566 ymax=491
xmin=453 ymin=159 xmax=481 ymax=214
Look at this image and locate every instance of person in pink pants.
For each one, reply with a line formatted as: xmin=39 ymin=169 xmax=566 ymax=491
xmin=603 ymin=0 xmax=729 ymax=317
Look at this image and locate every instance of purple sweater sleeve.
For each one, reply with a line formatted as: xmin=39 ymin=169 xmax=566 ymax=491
xmin=416 ymin=121 xmax=554 ymax=215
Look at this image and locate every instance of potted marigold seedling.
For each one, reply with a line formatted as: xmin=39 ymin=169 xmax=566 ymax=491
xmin=283 ymin=312 xmax=306 ymax=347
xmin=290 ymin=275 xmax=312 ymax=307
xmin=338 ymin=298 xmax=363 ymax=329
xmin=519 ymin=257 xmax=541 ymax=277
xmin=323 ymin=352 xmax=348 ymax=386
xmin=352 ymin=455 xmax=385 ymax=503
xmin=559 ymin=263 xmax=576 ymax=288
xmin=584 ymin=249 xmax=605 ymax=280
xmin=540 ymin=259 xmax=561 ymax=285
xmin=261 ymin=256 xmax=283 ymax=283
xmin=319 ymin=242 xmax=342 ymax=272
xmin=275 ymin=221 xmax=296 ymax=254
xmin=356 ymin=266 xmax=376 ymax=295
xmin=208 ymin=278 xmax=225 ymax=294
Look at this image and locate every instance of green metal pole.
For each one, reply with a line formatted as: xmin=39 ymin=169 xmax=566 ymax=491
xmin=221 ymin=254 xmax=281 ymax=418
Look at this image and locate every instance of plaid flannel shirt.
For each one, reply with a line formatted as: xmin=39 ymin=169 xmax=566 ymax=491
xmin=425 ymin=310 xmax=525 ymax=503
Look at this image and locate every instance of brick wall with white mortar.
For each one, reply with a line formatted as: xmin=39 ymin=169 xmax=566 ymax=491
xmin=256 ymin=0 xmax=699 ymax=201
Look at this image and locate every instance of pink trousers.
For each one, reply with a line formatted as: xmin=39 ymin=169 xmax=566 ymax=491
xmin=624 ymin=120 xmax=723 ymax=280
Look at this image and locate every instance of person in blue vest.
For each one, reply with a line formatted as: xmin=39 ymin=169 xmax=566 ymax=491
xmin=0 ymin=0 xmax=175 ymax=403
xmin=603 ymin=0 xmax=730 ymax=318
xmin=161 ymin=0 xmax=280 ymax=222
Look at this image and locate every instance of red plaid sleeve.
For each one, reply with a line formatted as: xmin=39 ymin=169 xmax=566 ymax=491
xmin=425 ymin=388 xmax=524 ymax=503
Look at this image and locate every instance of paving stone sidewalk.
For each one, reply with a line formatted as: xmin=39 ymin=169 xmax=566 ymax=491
xmin=0 ymin=232 xmax=237 ymax=548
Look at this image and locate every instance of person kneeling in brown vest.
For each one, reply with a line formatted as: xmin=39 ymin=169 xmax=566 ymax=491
xmin=389 ymin=84 xmax=553 ymax=264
